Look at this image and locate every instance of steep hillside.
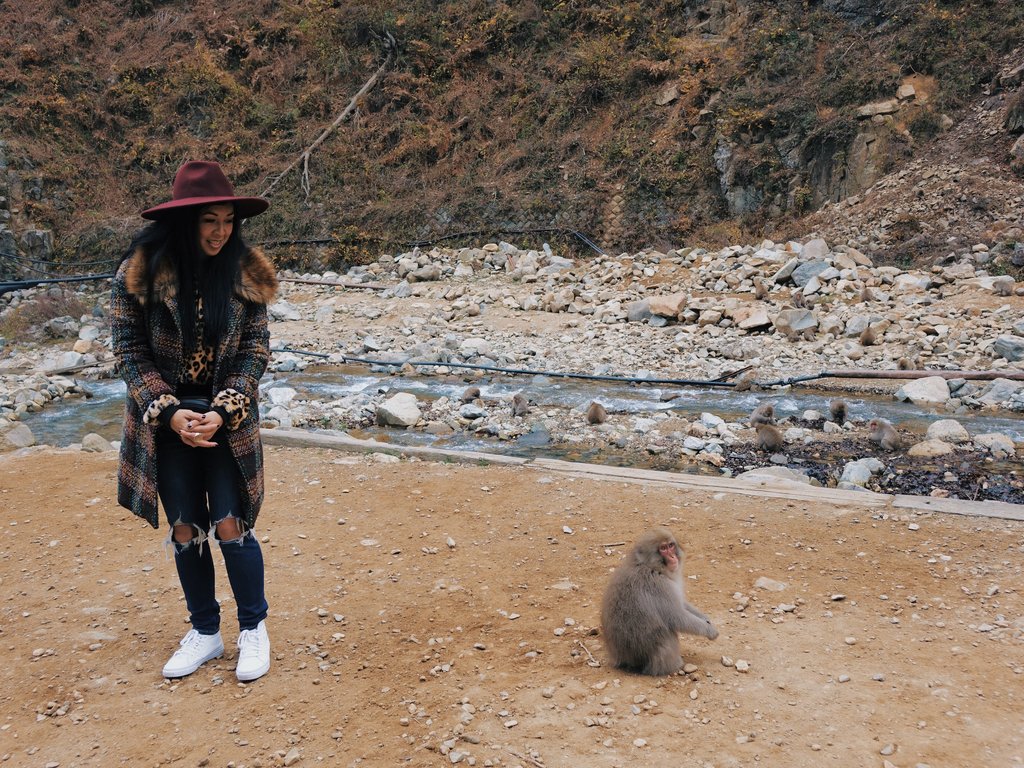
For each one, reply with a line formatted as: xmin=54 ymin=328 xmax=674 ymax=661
xmin=1 ymin=0 xmax=1023 ymax=274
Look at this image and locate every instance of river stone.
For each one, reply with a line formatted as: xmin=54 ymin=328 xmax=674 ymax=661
xmin=377 ymin=392 xmax=422 ymax=427
xmin=409 ymin=264 xmax=441 ymax=282
xmin=976 ymin=378 xmax=1024 ymax=407
xmin=269 ymin=301 xmax=301 ymax=321
xmin=1012 ymin=317 xmax=1024 ymax=336
xmin=81 ymin=432 xmax=114 ymax=452
xmin=791 ymin=260 xmax=830 ymax=288
xmin=772 ymin=257 xmax=800 ymax=283
xmin=925 ymin=419 xmax=970 ymax=444
xmin=772 ymin=308 xmax=817 ymax=336
xmin=43 ymin=315 xmax=80 ymax=338
xmin=314 ymin=305 xmax=334 ymax=323
xmin=626 ymin=299 xmax=652 ymax=322
xmin=647 ymin=292 xmax=688 ymax=318
xmin=907 ymin=439 xmax=955 ymax=458
xmin=754 ymin=576 xmax=786 ymax=592
xmin=459 ymin=337 xmax=491 ymax=357
xmin=992 ymin=335 xmax=1024 ymax=362
xmin=78 ymin=324 xmax=100 ymax=342
xmin=840 ymin=457 xmax=885 ymax=487
xmin=0 ymin=422 xmax=35 ymax=450
xmin=891 ymin=273 xmax=931 ymax=293
xmin=801 ymin=238 xmax=830 ymax=260
xmin=895 ymin=376 xmax=949 ymax=405
xmin=265 ymin=405 xmax=293 ymax=426
xmin=700 ymin=412 xmax=725 ymax=428
xmin=732 ymin=306 xmax=771 ymax=330
xmin=974 ymin=433 xmax=1016 ymax=459
xmin=683 ymin=436 xmax=706 ymax=451
xmin=267 ymin=386 xmax=298 ymax=406
xmin=458 ymin=403 xmax=487 ymax=420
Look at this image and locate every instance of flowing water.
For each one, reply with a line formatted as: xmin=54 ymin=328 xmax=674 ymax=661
xmin=26 ymin=365 xmax=1024 ymax=450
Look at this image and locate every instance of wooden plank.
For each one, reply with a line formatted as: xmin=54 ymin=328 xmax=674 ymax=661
xmin=892 ymin=495 xmax=1024 ymax=522
xmin=261 ymin=427 xmax=528 ymax=465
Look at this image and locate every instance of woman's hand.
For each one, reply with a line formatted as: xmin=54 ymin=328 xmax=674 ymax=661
xmin=169 ymin=409 xmax=224 ymax=448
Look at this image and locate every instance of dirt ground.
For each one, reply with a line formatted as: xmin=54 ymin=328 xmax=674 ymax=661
xmin=1 ymin=445 xmax=1022 ymax=768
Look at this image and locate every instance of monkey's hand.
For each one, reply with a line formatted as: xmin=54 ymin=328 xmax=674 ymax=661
xmin=704 ymin=620 xmax=719 ymax=641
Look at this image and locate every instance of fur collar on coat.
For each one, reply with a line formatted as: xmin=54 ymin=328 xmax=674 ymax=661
xmin=122 ymin=246 xmax=278 ymax=306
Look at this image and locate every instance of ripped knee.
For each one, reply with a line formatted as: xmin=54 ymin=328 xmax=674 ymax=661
xmin=215 ymin=516 xmax=243 ymax=542
xmin=172 ymin=523 xmax=197 ymax=544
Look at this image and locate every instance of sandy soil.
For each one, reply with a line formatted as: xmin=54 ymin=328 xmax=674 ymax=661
xmin=1 ymin=445 xmax=1022 ymax=768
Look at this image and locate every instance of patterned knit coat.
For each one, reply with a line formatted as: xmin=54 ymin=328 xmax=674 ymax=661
xmin=111 ymin=245 xmax=278 ymax=528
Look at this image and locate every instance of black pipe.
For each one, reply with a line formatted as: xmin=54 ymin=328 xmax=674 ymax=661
xmin=270 ymin=346 xmax=736 ymax=388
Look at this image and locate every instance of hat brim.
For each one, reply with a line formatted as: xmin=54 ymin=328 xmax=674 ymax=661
xmin=141 ymin=195 xmax=269 ymax=221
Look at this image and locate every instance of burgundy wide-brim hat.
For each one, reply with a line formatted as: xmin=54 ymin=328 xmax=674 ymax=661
xmin=141 ymin=160 xmax=269 ymax=220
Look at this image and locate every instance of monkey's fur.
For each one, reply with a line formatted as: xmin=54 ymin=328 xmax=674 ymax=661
xmin=897 ymin=357 xmax=914 ymax=371
xmin=755 ymin=423 xmax=784 ymax=451
xmin=868 ymin=418 xmax=902 ymax=451
xmin=460 ymin=386 xmax=481 ymax=403
xmin=601 ymin=528 xmax=718 ymax=676
xmin=749 ymin=402 xmax=775 ymax=427
xmin=829 ymin=399 xmax=848 ymax=425
xmin=511 ymin=393 xmax=530 ymax=417
xmin=586 ymin=401 xmax=608 ymax=424
xmin=859 ymin=326 xmax=877 ymax=346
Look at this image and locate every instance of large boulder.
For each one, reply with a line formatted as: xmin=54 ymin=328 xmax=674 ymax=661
xmin=992 ymin=335 xmax=1024 ymax=362
xmin=647 ymin=292 xmax=688 ymax=318
xmin=976 ymin=378 xmax=1024 ymax=407
xmin=0 ymin=422 xmax=35 ymax=451
xmin=376 ymin=393 xmax=422 ymax=427
xmin=925 ymin=419 xmax=970 ymax=444
xmin=772 ymin=308 xmax=817 ymax=336
xmin=895 ymin=376 xmax=950 ymax=405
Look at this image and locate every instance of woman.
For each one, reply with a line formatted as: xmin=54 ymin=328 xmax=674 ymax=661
xmin=111 ymin=160 xmax=278 ymax=681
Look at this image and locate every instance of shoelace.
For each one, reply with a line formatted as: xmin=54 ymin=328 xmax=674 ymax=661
xmin=237 ymin=629 xmax=263 ymax=655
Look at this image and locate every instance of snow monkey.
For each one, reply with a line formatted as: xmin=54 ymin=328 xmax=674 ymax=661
xmin=829 ymin=398 xmax=848 ymax=425
xmin=749 ymin=402 xmax=775 ymax=427
xmin=586 ymin=401 xmax=608 ymax=424
xmin=600 ymin=527 xmax=719 ymax=676
xmin=868 ymin=418 xmax=902 ymax=452
xmin=859 ymin=325 xmax=878 ymax=346
xmin=511 ymin=392 xmax=530 ymax=417
xmin=755 ymin=423 xmax=784 ymax=452
xmin=753 ymin=276 xmax=770 ymax=300
xmin=459 ymin=385 xmax=481 ymax=403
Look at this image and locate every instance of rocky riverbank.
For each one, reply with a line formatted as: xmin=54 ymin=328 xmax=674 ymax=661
xmin=2 ymin=235 xmax=1022 ymax=499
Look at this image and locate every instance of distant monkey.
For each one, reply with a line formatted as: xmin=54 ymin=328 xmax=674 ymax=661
xmin=732 ymin=370 xmax=758 ymax=392
xmin=859 ymin=326 xmax=877 ymax=346
xmin=859 ymin=285 xmax=872 ymax=303
xmin=995 ymin=280 xmax=1013 ymax=297
xmin=897 ymin=357 xmax=913 ymax=371
xmin=753 ymin=277 xmax=769 ymax=300
xmin=600 ymin=527 xmax=718 ymax=676
xmin=868 ymin=418 xmax=901 ymax=451
xmin=791 ymin=288 xmax=805 ymax=309
xmin=459 ymin=386 xmax=481 ymax=403
xmin=755 ymin=423 xmax=784 ymax=451
xmin=749 ymin=402 xmax=775 ymax=427
xmin=829 ymin=399 xmax=848 ymax=425
xmin=511 ymin=393 xmax=530 ymax=417
xmin=586 ymin=401 xmax=608 ymax=424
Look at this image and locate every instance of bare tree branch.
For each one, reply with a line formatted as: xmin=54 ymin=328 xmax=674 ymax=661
xmin=261 ymin=33 xmax=397 ymax=199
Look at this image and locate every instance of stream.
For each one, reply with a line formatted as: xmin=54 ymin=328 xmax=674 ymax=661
xmin=25 ymin=365 xmax=1024 ymax=452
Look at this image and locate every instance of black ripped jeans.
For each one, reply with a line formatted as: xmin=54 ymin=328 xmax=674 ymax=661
xmin=156 ymin=426 xmax=268 ymax=634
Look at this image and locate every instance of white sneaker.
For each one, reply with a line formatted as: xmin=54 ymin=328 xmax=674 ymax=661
xmin=236 ymin=620 xmax=270 ymax=682
xmin=162 ymin=629 xmax=224 ymax=678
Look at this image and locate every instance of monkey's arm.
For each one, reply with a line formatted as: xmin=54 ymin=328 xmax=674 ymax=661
xmin=668 ymin=601 xmax=718 ymax=640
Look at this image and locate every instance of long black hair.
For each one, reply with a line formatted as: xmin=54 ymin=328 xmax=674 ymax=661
xmin=122 ymin=204 xmax=249 ymax=353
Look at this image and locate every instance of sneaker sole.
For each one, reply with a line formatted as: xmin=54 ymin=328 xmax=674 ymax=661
xmin=162 ymin=645 xmax=225 ymax=678
xmin=236 ymin=659 xmax=270 ymax=682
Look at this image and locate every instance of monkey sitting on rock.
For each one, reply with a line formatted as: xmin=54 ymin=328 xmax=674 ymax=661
xmin=601 ymin=527 xmax=718 ymax=676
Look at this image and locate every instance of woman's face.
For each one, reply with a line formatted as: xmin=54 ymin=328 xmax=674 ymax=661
xmin=197 ymin=203 xmax=234 ymax=257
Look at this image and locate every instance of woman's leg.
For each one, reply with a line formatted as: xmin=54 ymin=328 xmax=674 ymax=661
xmin=205 ymin=432 xmax=268 ymax=632
xmin=156 ymin=430 xmax=219 ymax=634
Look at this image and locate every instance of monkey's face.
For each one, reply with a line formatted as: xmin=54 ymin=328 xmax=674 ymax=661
xmin=659 ymin=540 xmax=680 ymax=573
